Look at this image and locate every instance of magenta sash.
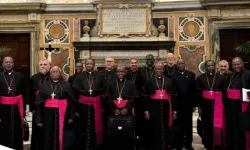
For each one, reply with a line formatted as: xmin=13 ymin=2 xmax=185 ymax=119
xmin=150 ymin=90 xmax=173 ymax=126
xmin=79 ymin=95 xmax=103 ymax=145
xmin=227 ymin=89 xmax=241 ymax=100
xmin=113 ymin=99 xmax=135 ymax=115
xmin=202 ymin=90 xmax=226 ymax=146
xmin=113 ymin=99 xmax=128 ymax=108
xmin=0 ymin=95 xmax=24 ymax=150
xmin=45 ymin=99 xmax=67 ymax=150
xmin=35 ymin=90 xmax=39 ymax=96
xmin=227 ymin=89 xmax=250 ymax=150
xmin=242 ymin=101 xmax=250 ymax=150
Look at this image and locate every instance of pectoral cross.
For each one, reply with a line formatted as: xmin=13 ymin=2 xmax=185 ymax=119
xmin=89 ymin=89 xmax=93 ymax=95
xmin=160 ymin=93 xmax=163 ymax=99
xmin=117 ymin=96 xmax=122 ymax=104
xmin=8 ymin=86 xmax=11 ymax=94
xmin=51 ymin=92 xmax=56 ymax=99
xmin=209 ymin=90 xmax=213 ymax=95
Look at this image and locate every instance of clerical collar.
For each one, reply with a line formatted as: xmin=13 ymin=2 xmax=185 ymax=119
xmin=87 ymin=70 xmax=94 ymax=74
xmin=156 ymin=75 xmax=163 ymax=79
xmin=207 ymin=72 xmax=214 ymax=76
xmin=131 ymin=69 xmax=137 ymax=73
xmin=106 ymin=68 xmax=113 ymax=72
xmin=4 ymin=70 xmax=13 ymax=75
xmin=147 ymin=66 xmax=154 ymax=70
xmin=178 ymin=70 xmax=185 ymax=74
xmin=52 ymin=80 xmax=59 ymax=82
xmin=118 ymin=78 xmax=125 ymax=82
xmin=168 ymin=64 xmax=175 ymax=67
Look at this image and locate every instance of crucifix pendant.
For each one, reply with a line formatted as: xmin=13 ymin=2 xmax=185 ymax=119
xmin=117 ymin=96 xmax=122 ymax=104
xmin=8 ymin=86 xmax=11 ymax=94
xmin=160 ymin=93 xmax=164 ymax=99
xmin=51 ymin=92 xmax=56 ymax=99
xmin=89 ymin=89 xmax=93 ymax=95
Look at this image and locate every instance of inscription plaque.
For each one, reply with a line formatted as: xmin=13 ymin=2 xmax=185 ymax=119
xmin=98 ymin=4 xmax=151 ymax=35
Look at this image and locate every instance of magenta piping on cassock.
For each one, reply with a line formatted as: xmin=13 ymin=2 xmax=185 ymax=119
xmin=45 ymin=99 xmax=67 ymax=150
xmin=151 ymin=90 xmax=173 ymax=126
xmin=0 ymin=95 xmax=24 ymax=150
xmin=79 ymin=95 xmax=103 ymax=145
xmin=227 ymin=89 xmax=250 ymax=150
xmin=202 ymin=90 xmax=226 ymax=147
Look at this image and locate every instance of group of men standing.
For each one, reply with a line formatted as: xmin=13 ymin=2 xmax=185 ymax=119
xmin=0 ymin=54 xmax=250 ymax=150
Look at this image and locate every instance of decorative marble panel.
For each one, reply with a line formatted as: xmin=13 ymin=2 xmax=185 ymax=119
xmin=179 ymin=16 xmax=205 ymax=42
xmin=168 ymin=16 xmax=174 ymax=40
xmin=179 ymin=45 xmax=205 ymax=76
xmin=73 ymin=18 xmax=80 ymax=41
xmin=44 ymin=19 xmax=70 ymax=44
xmin=44 ymin=48 xmax=70 ymax=79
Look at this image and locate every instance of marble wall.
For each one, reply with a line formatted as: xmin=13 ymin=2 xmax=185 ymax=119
xmin=38 ymin=10 xmax=209 ymax=77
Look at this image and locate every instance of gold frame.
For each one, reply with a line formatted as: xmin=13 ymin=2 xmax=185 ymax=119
xmin=98 ymin=4 xmax=151 ymax=35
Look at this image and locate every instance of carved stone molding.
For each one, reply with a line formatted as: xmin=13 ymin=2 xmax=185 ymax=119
xmin=0 ymin=3 xmax=46 ymax=13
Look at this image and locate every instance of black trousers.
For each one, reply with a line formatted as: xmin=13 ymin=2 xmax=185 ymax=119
xmin=177 ymin=105 xmax=193 ymax=147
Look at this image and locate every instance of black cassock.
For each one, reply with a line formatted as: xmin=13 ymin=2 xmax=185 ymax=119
xmin=144 ymin=76 xmax=177 ymax=150
xmin=0 ymin=71 xmax=26 ymax=150
xmin=163 ymin=64 xmax=177 ymax=78
xmin=105 ymin=78 xmax=138 ymax=150
xmin=72 ymin=71 xmax=105 ymax=150
xmin=225 ymin=70 xmax=250 ymax=150
xmin=171 ymin=70 xmax=196 ymax=148
xmin=30 ymin=72 xmax=50 ymax=150
xmin=126 ymin=68 xmax=145 ymax=141
xmin=196 ymin=73 xmax=226 ymax=150
xmin=142 ymin=66 xmax=155 ymax=82
xmin=35 ymin=80 xmax=75 ymax=150
xmin=68 ymin=73 xmax=78 ymax=86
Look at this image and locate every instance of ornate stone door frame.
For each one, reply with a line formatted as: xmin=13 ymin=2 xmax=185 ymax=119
xmin=208 ymin=12 xmax=250 ymax=63
xmin=0 ymin=23 xmax=40 ymax=75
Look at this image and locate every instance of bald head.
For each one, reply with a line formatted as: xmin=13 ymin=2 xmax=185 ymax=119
xmin=2 ymin=56 xmax=14 ymax=71
xmin=155 ymin=61 xmax=164 ymax=77
xmin=166 ymin=53 xmax=175 ymax=67
xmin=146 ymin=54 xmax=155 ymax=68
xmin=232 ymin=57 xmax=244 ymax=72
xmin=177 ymin=59 xmax=185 ymax=71
xmin=116 ymin=65 xmax=126 ymax=79
xmin=50 ymin=66 xmax=61 ymax=81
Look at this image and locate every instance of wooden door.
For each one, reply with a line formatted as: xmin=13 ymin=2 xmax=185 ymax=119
xmin=220 ymin=29 xmax=250 ymax=68
xmin=0 ymin=33 xmax=30 ymax=109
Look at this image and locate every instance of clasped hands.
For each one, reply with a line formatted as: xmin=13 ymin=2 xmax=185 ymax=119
xmin=114 ymin=108 xmax=128 ymax=116
xmin=144 ymin=111 xmax=178 ymax=120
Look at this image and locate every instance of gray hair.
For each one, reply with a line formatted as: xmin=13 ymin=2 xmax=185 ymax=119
xmin=105 ymin=56 xmax=115 ymax=62
xmin=39 ymin=58 xmax=51 ymax=65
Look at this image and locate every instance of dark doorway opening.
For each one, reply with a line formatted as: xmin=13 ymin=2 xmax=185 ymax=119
xmin=220 ymin=29 xmax=250 ymax=69
xmin=0 ymin=33 xmax=31 ymax=110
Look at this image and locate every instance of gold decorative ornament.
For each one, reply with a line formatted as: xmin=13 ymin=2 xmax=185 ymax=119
xmin=183 ymin=21 xmax=199 ymax=37
xmin=83 ymin=20 xmax=90 ymax=37
xmin=49 ymin=24 xmax=65 ymax=39
xmin=158 ymin=20 xmax=166 ymax=37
